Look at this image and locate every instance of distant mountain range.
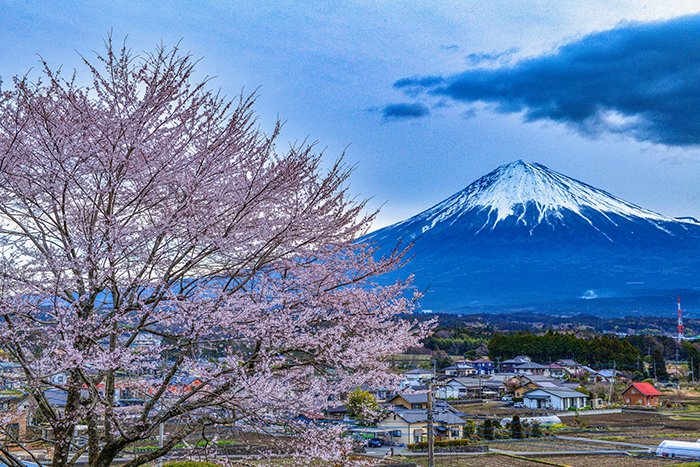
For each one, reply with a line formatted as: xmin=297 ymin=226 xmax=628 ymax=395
xmin=363 ymin=160 xmax=700 ymax=316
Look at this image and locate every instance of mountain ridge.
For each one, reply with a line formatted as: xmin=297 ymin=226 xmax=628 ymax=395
xmin=364 ymin=161 xmax=700 ymax=315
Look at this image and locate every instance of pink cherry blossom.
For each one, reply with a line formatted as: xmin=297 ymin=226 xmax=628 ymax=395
xmin=0 ymin=38 xmax=432 ymax=467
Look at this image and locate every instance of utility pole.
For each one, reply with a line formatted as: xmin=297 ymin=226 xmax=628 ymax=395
xmin=607 ymin=361 xmax=616 ymax=407
xmin=478 ymin=373 xmax=483 ymax=400
xmin=427 ymin=381 xmax=435 ymax=467
xmin=690 ymin=357 xmax=695 ymax=384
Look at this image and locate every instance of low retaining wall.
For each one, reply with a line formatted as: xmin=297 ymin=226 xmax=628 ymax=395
xmin=556 ymin=408 xmax=622 ymax=417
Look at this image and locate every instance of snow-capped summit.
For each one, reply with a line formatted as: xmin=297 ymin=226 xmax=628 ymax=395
xmin=363 ymin=161 xmax=700 ymax=315
xmin=388 ymin=160 xmax=679 ymax=237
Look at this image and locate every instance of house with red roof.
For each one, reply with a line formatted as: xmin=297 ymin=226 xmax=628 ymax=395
xmin=621 ymin=382 xmax=662 ymax=407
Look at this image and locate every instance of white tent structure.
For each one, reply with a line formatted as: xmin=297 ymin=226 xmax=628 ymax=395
xmin=656 ymin=440 xmax=700 ymax=459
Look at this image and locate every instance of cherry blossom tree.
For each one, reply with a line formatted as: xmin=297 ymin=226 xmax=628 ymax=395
xmin=0 ymin=39 xmax=430 ymax=467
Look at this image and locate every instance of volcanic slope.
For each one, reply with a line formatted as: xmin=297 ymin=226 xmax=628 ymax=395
xmin=363 ymin=161 xmax=700 ymax=315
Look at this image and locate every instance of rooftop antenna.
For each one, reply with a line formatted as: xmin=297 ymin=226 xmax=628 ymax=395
xmin=678 ymin=296 xmax=685 ymax=344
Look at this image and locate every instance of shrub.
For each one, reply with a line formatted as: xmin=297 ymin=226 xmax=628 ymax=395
xmin=463 ymin=420 xmax=476 ymax=438
xmin=530 ymin=422 xmax=543 ymax=437
xmin=407 ymin=438 xmax=486 ymax=452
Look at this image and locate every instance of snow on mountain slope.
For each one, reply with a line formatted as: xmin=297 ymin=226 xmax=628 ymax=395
xmin=402 ymin=160 xmax=685 ymax=235
xmin=362 ymin=161 xmax=700 ymax=315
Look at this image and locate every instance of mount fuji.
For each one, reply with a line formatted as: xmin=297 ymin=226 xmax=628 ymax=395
xmin=364 ymin=161 xmax=700 ymax=316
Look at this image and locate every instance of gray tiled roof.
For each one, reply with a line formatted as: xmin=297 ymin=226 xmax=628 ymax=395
xmin=391 ymin=393 xmax=427 ymax=404
xmin=524 ymin=387 xmax=588 ymax=399
xmin=515 ymin=362 xmax=547 ymax=369
xmin=405 ymin=368 xmax=433 ymax=375
xmin=393 ymin=408 xmax=465 ymax=425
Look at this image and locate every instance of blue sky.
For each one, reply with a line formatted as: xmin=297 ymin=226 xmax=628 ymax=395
xmin=2 ymin=1 xmax=700 ymax=228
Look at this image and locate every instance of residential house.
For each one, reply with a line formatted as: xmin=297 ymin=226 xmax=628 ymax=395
xmin=513 ymin=362 xmax=548 ymax=376
xmin=513 ymin=376 xmax=567 ymax=398
xmin=522 ymin=387 xmax=589 ymax=411
xmin=556 ymin=359 xmax=582 ymax=376
xmin=386 ymin=393 xmax=429 ymax=410
xmin=546 ymin=363 xmax=566 ymax=379
xmin=322 ymin=405 xmax=348 ymax=421
xmin=622 ymin=382 xmax=662 ymax=407
xmin=514 ymin=380 xmax=539 ymax=399
xmin=375 ymin=405 xmax=465 ymax=445
xmin=489 ymin=373 xmax=518 ymax=384
xmin=467 ymin=358 xmax=496 ymax=375
xmin=0 ymin=391 xmax=32 ymax=441
xmin=132 ymin=332 xmax=163 ymax=349
xmin=436 ymin=377 xmax=504 ymax=399
xmin=489 ymin=373 xmax=519 ymax=394
xmin=439 ymin=362 xmax=477 ymax=378
xmin=501 ymin=356 xmax=532 ymax=373
xmin=146 ymin=375 xmax=204 ymax=396
xmin=41 ymin=388 xmax=68 ymax=414
xmin=402 ymin=368 xmax=434 ymax=388
xmin=359 ymin=384 xmax=391 ymax=402
xmin=588 ymin=369 xmax=618 ymax=384
xmin=0 ymin=362 xmax=22 ymax=390
xmin=520 ymin=375 xmax=578 ymax=388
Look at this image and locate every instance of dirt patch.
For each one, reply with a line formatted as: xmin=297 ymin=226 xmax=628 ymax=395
xmin=536 ymin=454 xmax=680 ymax=466
xmin=408 ymin=453 xmax=674 ymax=466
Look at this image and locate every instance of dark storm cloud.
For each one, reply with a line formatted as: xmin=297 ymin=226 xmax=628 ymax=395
xmin=382 ymin=102 xmax=430 ymax=120
xmin=465 ymin=47 xmax=519 ymax=65
xmin=394 ymin=14 xmax=700 ymax=146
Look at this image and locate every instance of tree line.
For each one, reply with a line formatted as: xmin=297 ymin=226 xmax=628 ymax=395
xmin=488 ymin=331 xmax=641 ymax=370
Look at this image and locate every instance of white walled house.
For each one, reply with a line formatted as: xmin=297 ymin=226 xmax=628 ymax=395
xmin=375 ymin=408 xmax=465 ymax=445
xmin=436 ymin=377 xmax=504 ymax=400
xmin=401 ymin=368 xmax=434 ymax=388
xmin=513 ymin=362 xmax=548 ymax=376
xmin=440 ymin=363 xmax=477 ymax=377
xmin=522 ymin=387 xmax=589 ymax=411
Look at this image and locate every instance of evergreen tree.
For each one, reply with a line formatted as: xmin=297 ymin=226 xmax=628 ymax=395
xmin=432 ymin=350 xmax=454 ymax=371
xmin=510 ymin=415 xmax=524 ymax=439
xmin=652 ymin=348 xmax=669 ymax=380
xmin=480 ymin=419 xmax=495 ymax=440
xmin=683 ymin=342 xmax=700 ymax=383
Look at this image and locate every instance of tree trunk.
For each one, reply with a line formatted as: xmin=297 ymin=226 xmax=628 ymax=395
xmin=51 ymin=371 xmax=82 ymax=467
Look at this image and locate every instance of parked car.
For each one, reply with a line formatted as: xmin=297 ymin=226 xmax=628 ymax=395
xmin=366 ymin=438 xmax=383 ymax=448
xmin=501 ymin=395 xmax=513 ymax=401
xmin=513 ymin=402 xmax=526 ymax=408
